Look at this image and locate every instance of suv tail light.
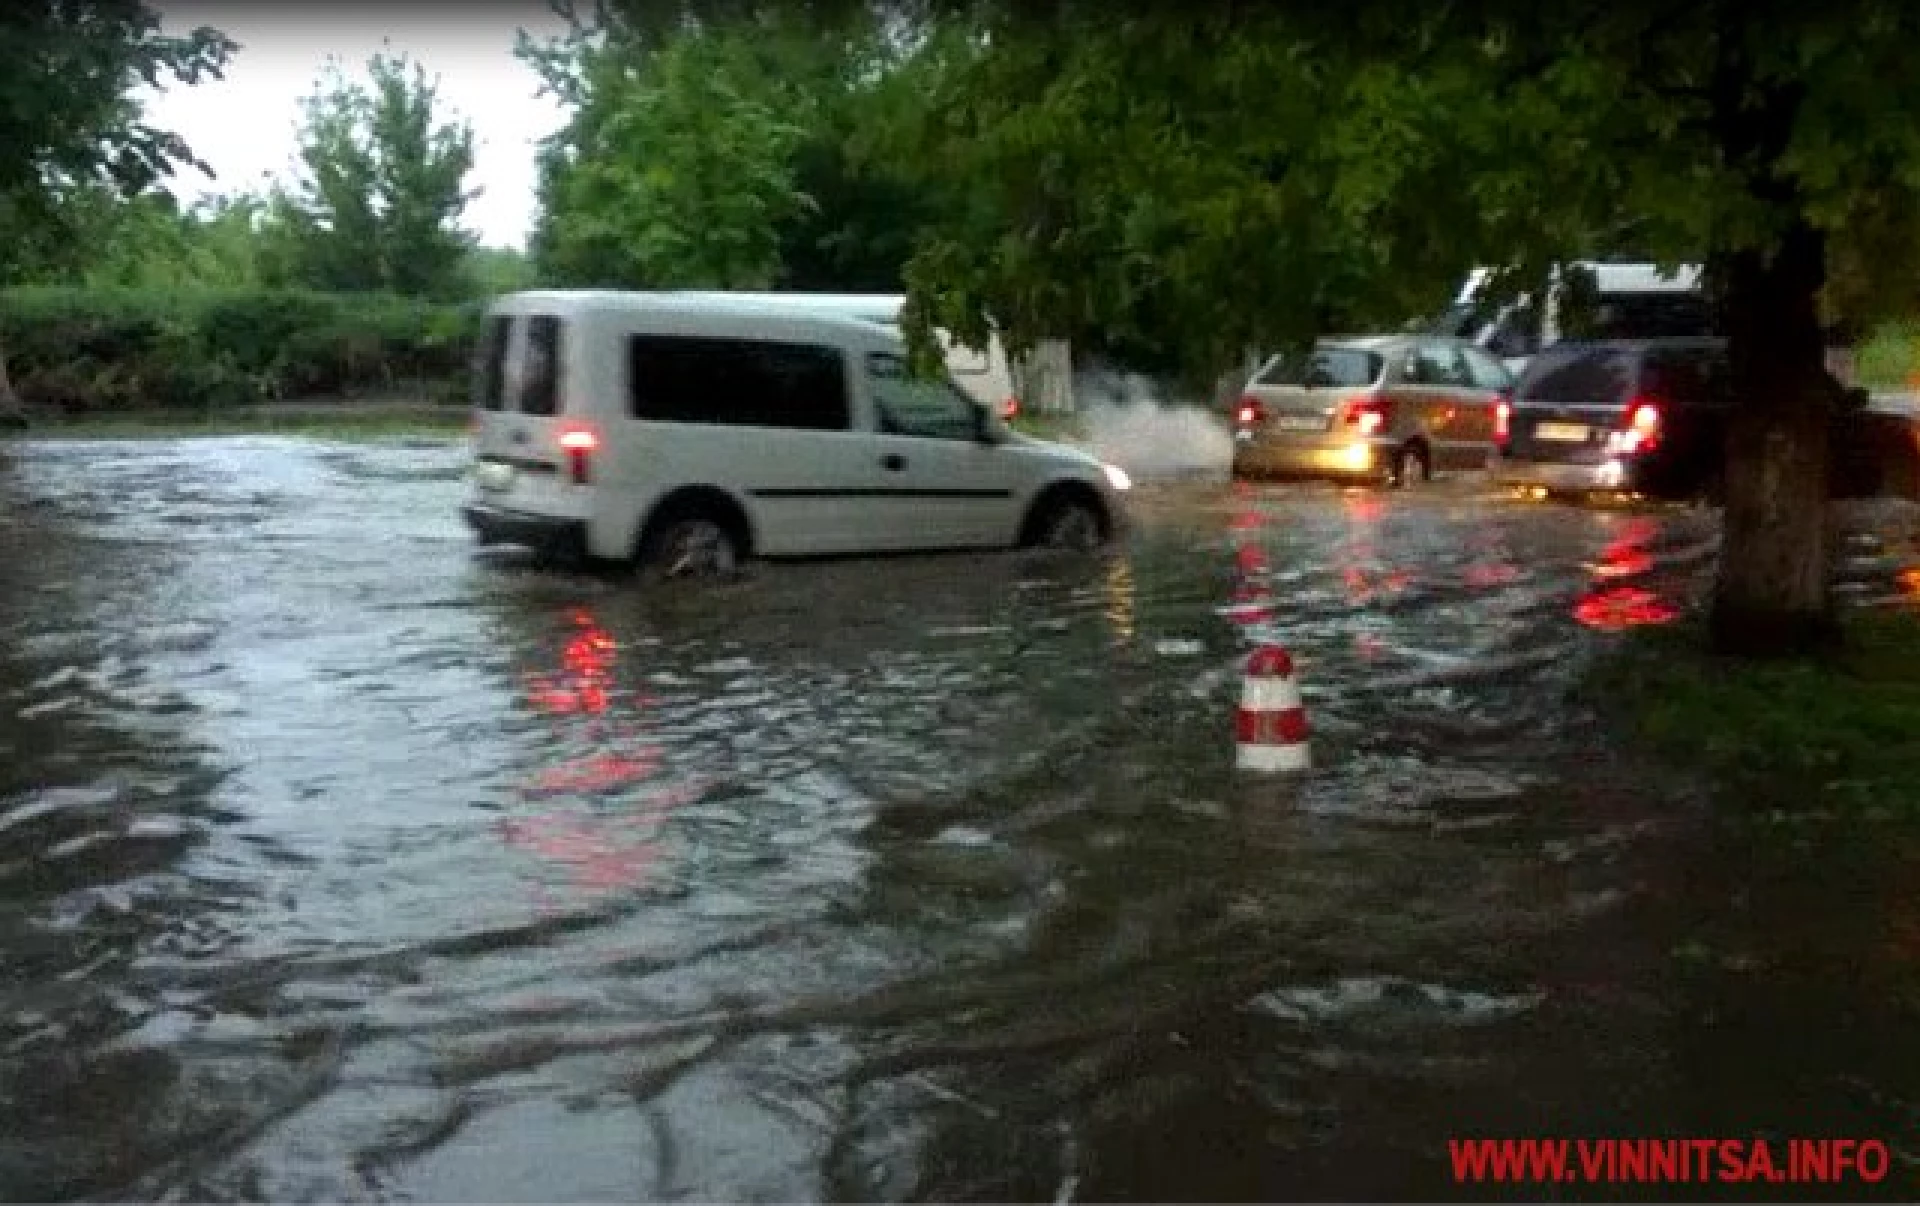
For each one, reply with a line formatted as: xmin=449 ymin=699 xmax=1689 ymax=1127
xmin=1494 ymin=395 xmax=1512 ymax=448
xmin=558 ymin=425 xmax=598 ymax=484
xmin=1610 ymin=397 xmax=1663 ymax=455
xmin=1343 ymin=395 xmax=1387 ymax=435
xmin=1236 ymin=396 xmax=1266 ymax=426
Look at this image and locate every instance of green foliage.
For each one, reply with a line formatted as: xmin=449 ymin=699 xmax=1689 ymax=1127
xmin=464 ymin=245 xmax=538 ymax=296
xmin=1857 ymin=323 xmax=1920 ymax=389
xmin=0 ymin=287 xmax=482 ymax=413
xmin=524 ymin=6 xmax=952 ymax=293
xmin=529 ymin=32 xmax=812 ymax=288
xmin=0 ymin=2 xmax=234 ymax=283
xmin=272 ymin=52 xmax=478 ymax=299
xmin=1586 ymin=612 xmax=1920 ymax=815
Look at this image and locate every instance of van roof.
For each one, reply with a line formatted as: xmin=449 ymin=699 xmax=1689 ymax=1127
xmin=490 ymin=289 xmax=908 ymax=332
xmin=1455 ymin=261 xmax=1703 ymax=303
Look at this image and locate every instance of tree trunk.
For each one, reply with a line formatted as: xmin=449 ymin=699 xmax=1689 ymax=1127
xmin=1708 ymin=217 xmax=1838 ymax=657
xmin=0 ymin=339 xmax=23 ymax=427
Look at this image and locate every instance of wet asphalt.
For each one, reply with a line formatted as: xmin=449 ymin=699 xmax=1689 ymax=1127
xmin=2 ymin=435 xmax=1919 ymax=1201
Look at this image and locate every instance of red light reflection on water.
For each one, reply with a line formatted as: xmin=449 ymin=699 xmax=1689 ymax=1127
xmin=1573 ymin=516 xmax=1679 ymax=631
xmin=504 ymin=610 xmax=705 ymax=904
xmin=1574 ymin=586 xmax=1680 ymax=631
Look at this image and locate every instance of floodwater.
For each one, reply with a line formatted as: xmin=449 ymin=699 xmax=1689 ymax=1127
xmin=2 ymin=436 xmax=1918 ymax=1201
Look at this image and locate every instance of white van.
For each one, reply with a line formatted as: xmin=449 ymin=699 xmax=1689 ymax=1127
xmin=1437 ymin=262 xmax=1713 ymax=374
xmin=669 ymin=292 xmax=1022 ymax=419
xmin=462 ymin=291 xmax=1130 ymax=577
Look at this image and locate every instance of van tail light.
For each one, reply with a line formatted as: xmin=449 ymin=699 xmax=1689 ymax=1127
xmin=1494 ymin=395 xmax=1512 ymax=447
xmin=1236 ymin=396 xmax=1267 ymax=426
xmin=1611 ymin=397 xmax=1663 ymax=455
xmin=558 ymin=425 xmax=598 ymax=484
xmin=1343 ymin=395 xmax=1387 ymax=435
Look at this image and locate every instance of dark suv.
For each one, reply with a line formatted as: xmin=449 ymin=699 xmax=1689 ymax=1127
xmin=1490 ymin=339 xmax=1730 ymax=499
xmin=1490 ymin=338 xmax=1889 ymax=501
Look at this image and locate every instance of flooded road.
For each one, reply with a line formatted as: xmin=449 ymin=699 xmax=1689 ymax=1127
xmin=3 ymin=436 xmax=1918 ymax=1201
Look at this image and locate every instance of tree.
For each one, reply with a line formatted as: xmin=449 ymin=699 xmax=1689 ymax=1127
xmin=275 ymin=51 xmax=478 ymax=299
xmin=0 ymin=0 xmax=233 ymax=416
xmin=883 ymin=0 xmax=1920 ymax=656
xmin=527 ymin=28 xmax=814 ymax=288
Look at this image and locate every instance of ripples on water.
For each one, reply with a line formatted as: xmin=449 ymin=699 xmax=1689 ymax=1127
xmin=1 ymin=439 xmax=1918 ymax=1200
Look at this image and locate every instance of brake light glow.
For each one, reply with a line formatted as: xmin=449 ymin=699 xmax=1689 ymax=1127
xmin=1236 ymin=396 xmax=1266 ymax=426
xmin=1610 ymin=398 xmax=1663 ymax=455
xmin=1494 ymin=397 xmax=1512 ymax=446
xmin=558 ymin=425 xmax=597 ymax=485
xmin=1000 ymin=396 xmax=1021 ymax=420
xmin=1345 ymin=396 xmax=1386 ymax=435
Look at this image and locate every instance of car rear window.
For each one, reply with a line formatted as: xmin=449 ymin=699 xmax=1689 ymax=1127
xmin=473 ymin=314 xmax=511 ymax=411
xmin=518 ymin=314 xmax=563 ymax=417
xmin=1516 ymin=347 xmax=1638 ymax=407
xmin=1256 ymin=348 xmax=1383 ymax=388
xmin=1641 ymin=346 xmax=1726 ymax=405
xmin=628 ymin=335 xmax=850 ymax=431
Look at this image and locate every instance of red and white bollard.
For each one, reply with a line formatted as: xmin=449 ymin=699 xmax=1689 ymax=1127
xmin=1236 ymin=643 xmax=1311 ymax=774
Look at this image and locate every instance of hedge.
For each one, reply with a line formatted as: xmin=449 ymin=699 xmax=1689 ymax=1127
xmin=0 ymin=287 xmax=485 ymax=414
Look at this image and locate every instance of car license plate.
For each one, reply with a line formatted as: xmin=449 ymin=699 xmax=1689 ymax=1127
xmin=1534 ymin=421 xmax=1591 ymax=442
xmin=475 ymin=461 xmax=515 ymax=492
xmin=1273 ymin=415 xmax=1325 ymax=432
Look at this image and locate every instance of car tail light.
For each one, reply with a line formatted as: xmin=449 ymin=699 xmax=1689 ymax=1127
xmin=558 ymin=425 xmax=597 ymax=484
xmin=1343 ymin=395 xmax=1386 ymax=435
xmin=1612 ymin=397 xmax=1662 ymax=454
xmin=1494 ymin=396 xmax=1512 ymax=447
xmin=1000 ymin=396 xmax=1020 ymax=420
xmin=1236 ymin=396 xmax=1266 ymax=426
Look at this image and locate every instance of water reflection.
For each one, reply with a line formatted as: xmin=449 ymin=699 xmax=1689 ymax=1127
xmin=501 ymin=608 xmax=700 ymax=908
xmin=1573 ymin=516 xmax=1681 ymax=631
xmin=1103 ymin=556 xmax=1137 ymax=645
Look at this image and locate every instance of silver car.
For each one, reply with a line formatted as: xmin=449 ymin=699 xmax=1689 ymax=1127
xmin=1231 ymin=335 xmax=1514 ymax=487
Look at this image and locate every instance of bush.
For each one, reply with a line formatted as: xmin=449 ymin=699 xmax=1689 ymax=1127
xmin=0 ymin=287 xmax=483 ymax=414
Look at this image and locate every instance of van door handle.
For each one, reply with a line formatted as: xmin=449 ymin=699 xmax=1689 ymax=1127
xmin=881 ymin=454 xmax=907 ymax=471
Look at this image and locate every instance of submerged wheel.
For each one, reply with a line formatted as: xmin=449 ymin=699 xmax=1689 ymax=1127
xmin=642 ymin=513 xmax=741 ymax=580
xmin=1028 ymin=491 xmax=1108 ymax=552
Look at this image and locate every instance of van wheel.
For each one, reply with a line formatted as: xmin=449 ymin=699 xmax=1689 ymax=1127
xmin=1390 ymin=443 xmax=1429 ymax=489
xmin=1034 ymin=496 xmax=1106 ymax=551
xmin=643 ymin=515 xmax=740 ymax=581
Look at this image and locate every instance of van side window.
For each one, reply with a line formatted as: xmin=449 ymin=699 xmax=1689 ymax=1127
xmin=628 ymin=335 xmax=850 ymax=431
xmin=866 ymin=353 xmax=979 ymax=441
xmin=520 ymin=314 xmax=562 ymax=417
xmin=473 ymin=314 xmax=511 ymax=411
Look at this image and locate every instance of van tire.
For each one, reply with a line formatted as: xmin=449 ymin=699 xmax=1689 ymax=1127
xmin=1022 ymin=484 xmax=1110 ymax=552
xmin=636 ymin=491 xmax=752 ymax=582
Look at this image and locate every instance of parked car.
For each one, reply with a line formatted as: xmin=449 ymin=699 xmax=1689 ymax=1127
xmin=1490 ymin=337 xmax=1890 ymax=501
xmin=1231 ymin=335 xmax=1514 ymax=488
xmin=463 ymin=291 xmax=1131 ymax=578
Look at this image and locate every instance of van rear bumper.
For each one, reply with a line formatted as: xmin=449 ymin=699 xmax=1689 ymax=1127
xmin=462 ymin=503 xmax=589 ymax=559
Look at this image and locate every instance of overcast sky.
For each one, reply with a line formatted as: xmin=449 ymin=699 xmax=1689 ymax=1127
xmin=142 ymin=4 xmax=573 ymax=249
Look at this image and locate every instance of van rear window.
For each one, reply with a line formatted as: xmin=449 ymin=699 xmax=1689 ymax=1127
xmin=628 ymin=335 xmax=849 ymax=431
xmin=473 ymin=314 xmax=511 ymax=411
xmin=518 ymin=314 xmax=562 ymax=417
